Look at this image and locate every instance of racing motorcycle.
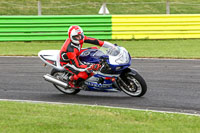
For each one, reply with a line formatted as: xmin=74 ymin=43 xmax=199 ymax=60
xmin=38 ymin=43 xmax=147 ymax=97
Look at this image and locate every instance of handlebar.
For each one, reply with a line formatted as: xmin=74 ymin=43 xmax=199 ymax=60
xmin=99 ymin=56 xmax=108 ymax=65
xmin=99 ymin=56 xmax=110 ymax=73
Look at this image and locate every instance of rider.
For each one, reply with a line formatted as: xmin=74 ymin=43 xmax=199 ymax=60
xmin=60 ymin=25 xmax=107 ymax=88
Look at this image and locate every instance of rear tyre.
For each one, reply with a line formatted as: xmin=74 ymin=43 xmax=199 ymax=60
xmin=51 ymin=69 xmax=80 ymax=95
xmin=117 ymin=70 xmax=147 ymax=97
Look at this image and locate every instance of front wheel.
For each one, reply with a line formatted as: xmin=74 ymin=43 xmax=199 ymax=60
xmin=117 ymin=70 xmax=147 ymax=97
xmin=51 ymin=69 xmax=80 ymax=95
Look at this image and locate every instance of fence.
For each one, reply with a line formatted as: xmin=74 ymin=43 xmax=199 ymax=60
xmin=2 ymin=1 xmax=200 ymax=15
xmin=1 ymin=14 xmax=200 ymax=41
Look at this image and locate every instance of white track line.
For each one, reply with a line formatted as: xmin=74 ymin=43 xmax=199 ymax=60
xmin=0 ymin=99 xmax=199 ymax=117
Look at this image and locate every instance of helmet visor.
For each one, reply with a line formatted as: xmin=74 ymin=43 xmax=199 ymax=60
xmin=72 ymin=33 xmax=84 ymax=41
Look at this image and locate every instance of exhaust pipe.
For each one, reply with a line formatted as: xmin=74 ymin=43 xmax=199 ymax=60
xmin=43 ymin=74 xmax=68 ymax=88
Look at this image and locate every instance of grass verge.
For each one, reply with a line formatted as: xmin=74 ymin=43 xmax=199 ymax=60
xmin=0 ymin=39 xmax=200 ymax=59
xmin=0 ymin=101 xmax=199 ymax=133
xmin=1 ymin=0 xmax=200 ymax=15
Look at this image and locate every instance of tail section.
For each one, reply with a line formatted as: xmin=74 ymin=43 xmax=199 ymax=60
xmin=38 ymin=50 xmax=65 ymax=70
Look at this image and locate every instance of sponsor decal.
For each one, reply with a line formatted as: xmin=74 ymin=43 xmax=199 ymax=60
xmin=85 ymin=81 xmax=112 ymax=88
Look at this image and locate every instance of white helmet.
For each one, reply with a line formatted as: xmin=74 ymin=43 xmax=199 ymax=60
xmin=68 ymin=25 xmax=84 ymax=45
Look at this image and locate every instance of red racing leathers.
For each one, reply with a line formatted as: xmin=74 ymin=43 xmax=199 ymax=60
xmin=60 ymin=36 xmax=104 ymax=87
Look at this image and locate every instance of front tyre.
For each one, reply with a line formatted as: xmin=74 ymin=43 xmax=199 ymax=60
xmin=117 ymin=70 xmax=147 ymax=97
xmin=51 ymin=69 xmax=80 ymax=95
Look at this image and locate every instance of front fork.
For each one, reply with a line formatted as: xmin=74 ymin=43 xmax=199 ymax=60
xmin=113 ymin=77 xmax=122 ymax=91
xmin=113 ymin=68 xmax=138 ymax=91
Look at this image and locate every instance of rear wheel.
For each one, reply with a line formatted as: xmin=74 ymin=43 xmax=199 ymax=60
xmin=50 ymin=69 xmax=80 ymax=95
xmin=117 ymin=70 xmax=147 ymax=97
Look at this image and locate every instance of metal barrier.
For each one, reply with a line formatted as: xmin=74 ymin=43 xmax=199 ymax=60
xmin=0 ymin=15 xmax=112 ymax=41
xmin=112 ymin=14 xmax=200 ymax=39
xmin=1 ymin=15 xmax=200 ymax=41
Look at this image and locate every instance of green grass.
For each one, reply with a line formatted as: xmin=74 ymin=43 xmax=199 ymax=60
xmin=0 ymin=101 xmax=199 ymax=133
xmin=1 ymin=39 xmax=200 ymax=59
xmin=0 ymin=41 xmax=62 ymax=56
xmin=1 ymin=0 xmax=200 ymax=15
xmin=122 ymin=39 xmax=200 ymax=59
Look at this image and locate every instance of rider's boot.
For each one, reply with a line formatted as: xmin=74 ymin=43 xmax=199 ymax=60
xmin=68 ymin=71 xmax=92 ymax=89
xmin=68 ymin=75 xmax=79 ymax=88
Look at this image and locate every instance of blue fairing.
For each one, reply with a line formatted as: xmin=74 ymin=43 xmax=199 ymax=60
xmin=79 ymin=48 xmax=131 ymax=92
xmin=85 ymin=74 xmax=118 ymax=92
xmin=79 ymin=49 xmax=103 ymax=64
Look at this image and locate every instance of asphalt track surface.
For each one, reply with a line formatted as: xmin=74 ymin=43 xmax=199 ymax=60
xmin=0 ymin=57 xmax=200 ymax=114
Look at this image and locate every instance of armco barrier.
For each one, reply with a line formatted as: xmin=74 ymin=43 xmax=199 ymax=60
xmin=0 ymin=15 xmax=112 ymax=41
xmin=112 ymin=14 xmax=200 ymax=39
xmin=1 ymin=15 xmax=200 ymax=41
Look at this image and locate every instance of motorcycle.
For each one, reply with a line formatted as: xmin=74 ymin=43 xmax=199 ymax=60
xmin=38 ymin=43 xmax=147 ymax=97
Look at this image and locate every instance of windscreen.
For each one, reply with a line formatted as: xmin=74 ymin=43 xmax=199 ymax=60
xmin=97 ymin=43 xmax=120 ymax=56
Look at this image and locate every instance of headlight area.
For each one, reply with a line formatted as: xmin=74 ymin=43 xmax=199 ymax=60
xmin=115 ymin=51 xmax=129 ymax=64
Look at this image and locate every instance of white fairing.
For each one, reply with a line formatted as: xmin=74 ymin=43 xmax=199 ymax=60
xmin=38 ymin=50 xmax=65 ymax=71
xmin=99 ymin=43 xmax=130 ymax=65
xmin=108 ymin=47 xmax=130 ymax=65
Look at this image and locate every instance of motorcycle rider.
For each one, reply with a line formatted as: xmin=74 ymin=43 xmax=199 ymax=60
xmin=60 ymin=25 xmax=107 ymax=88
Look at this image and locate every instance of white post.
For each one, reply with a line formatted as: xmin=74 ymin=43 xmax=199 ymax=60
xmin=38 ymin=0 xmax=42 ymax=15
xmin=166 ymin=0 xmax=170 ymax=14
xmin=103 ymin=2 xmax=106 ymax=15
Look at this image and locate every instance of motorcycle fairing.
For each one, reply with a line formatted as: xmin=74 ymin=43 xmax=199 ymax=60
xmin=79 ymin=48 xmax=101 ymax=64
xmin=80 ymin=48 xmax=131 ymax=74
xmin=84 ymin=73 xmax=119 ymax=92
xmin=38 ymin=50 xmax=65 ymax=71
